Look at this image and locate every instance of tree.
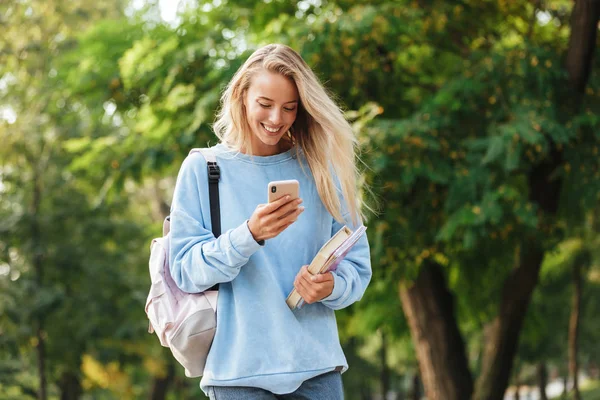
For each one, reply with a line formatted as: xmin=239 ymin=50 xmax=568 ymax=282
xmin=0 ymin=1 xmax=156 ymax=399
xmin=4 ymin=0 xmax=597 ymax=399
xmin=354 ymin=1 xmax=600 ymax=399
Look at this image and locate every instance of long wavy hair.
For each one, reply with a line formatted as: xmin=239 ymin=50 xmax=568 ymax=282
xmin=213 ymin=44 xmax=363 ymax=224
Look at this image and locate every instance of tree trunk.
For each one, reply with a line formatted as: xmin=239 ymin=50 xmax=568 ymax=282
xmin=36 ymin=324 xmax=47 ymax=400
xmin=538 ymin=361 xmax=548 ymax=400
xmin=411 ymin=373 xmax=421 ymax=400
xmin=361 ymin=385 xmax=371 ymax=400
xmin=473 ymin=239 xmax=547 ymax=400
xmin=380 ymin=329 xmax=390 ymax=399
xmin=564 ymin=1 xmax=600 ymax=394
xmin=399 ymin=261 xmax=473 ymax=400
xmin=565 ymin=0 xmax=600 ymax=97
xmin=562 ymin=373 xmax=568 ymax=398
xmin=513 ymin=368 xmax=521 ymax=400
xmin=149 ymin=356 xmax=175 ymax=400
xmin=590 ymin=361 xmax=600 ymax=379
xmin=59 ymin=371 xmax=82 ymax=400
xmin=474 ymin=1 xmax=600 ymax=398
xmin=569 ymin=261 xmax=582 ymax=400
xmin=31 ymin=167 xmax=47 ymax=400
xmin=564 ymin=0 xmax=599 ymax=396
xmin=397 ymin=375 xmax=405 ymax=400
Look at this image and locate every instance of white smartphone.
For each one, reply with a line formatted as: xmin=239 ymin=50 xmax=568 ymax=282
xmin=268 ymin=180 xmax=299 ymax=203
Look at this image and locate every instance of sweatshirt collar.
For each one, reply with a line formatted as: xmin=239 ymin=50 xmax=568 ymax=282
xmin=215 ymin=143 xmax=300 ymax=165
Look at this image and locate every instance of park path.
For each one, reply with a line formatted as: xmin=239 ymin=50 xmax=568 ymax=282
xmin=503 ymin=373 xmax=590 ymax=400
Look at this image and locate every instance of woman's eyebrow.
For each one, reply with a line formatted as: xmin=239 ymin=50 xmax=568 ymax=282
xmin=257 ymin=96 xmax=298 ymax=104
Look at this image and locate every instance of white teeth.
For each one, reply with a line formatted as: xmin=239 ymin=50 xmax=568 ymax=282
xmin=262 ymin=124 xmax=281 ymax=133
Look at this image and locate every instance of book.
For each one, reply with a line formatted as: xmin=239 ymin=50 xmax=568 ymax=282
xmin=286 ymin=225 xmax=367 ymax=310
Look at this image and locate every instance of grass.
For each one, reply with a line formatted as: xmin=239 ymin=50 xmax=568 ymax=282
xmin=580 ymin=381 xmax=600 ymax=400
xmin=551 ymin=380 xmax=600 ymax=400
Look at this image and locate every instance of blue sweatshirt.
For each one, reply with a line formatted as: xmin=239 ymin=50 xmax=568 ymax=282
xmin=169 ymin=143 xmax=372 ymax=394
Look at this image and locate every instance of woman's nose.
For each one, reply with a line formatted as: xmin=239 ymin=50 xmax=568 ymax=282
xmin=268 ymin=109 xmax=282 ymax=125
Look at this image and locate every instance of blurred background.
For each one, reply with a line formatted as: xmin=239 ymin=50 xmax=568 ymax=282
xmin=1 ymin=0 xmax=599 ymax=399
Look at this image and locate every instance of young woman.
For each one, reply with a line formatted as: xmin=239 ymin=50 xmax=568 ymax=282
xmin=169 ymin=44 xmax=371 ymax=399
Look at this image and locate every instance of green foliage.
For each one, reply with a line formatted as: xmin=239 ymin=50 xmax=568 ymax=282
xmin=1 ymin=0 xmax=599 ymax=398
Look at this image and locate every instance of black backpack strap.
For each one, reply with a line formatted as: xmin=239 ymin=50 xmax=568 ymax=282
xmin=189 ymin=148 xmax=221 ymax=292
xmin=189 ymin=148 xmax=221 ymax=238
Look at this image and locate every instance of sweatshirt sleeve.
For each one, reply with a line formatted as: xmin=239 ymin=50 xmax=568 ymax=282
xmin=169 ymin=152 xmax=262 ymax=293
xmin=320 ymin=211 xmax=372 ymax=310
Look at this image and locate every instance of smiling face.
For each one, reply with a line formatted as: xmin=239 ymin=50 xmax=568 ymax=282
xmin=244 ymin=70 xmax=299 ymax=156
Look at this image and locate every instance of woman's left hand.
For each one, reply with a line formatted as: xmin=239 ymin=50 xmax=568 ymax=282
xmin=293 ymin=266 xmax=334 ymax=304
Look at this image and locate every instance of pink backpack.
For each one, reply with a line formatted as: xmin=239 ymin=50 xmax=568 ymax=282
xmin=145 ymin=148 xmax=221 ymax=378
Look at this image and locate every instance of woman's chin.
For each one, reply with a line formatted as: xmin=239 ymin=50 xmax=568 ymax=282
xmin=259 ymin=134 xmax=284 ymax=146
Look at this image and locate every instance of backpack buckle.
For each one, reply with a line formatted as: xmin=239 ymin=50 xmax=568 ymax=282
xmin=207 ymin=162 xmax=220 ymax=182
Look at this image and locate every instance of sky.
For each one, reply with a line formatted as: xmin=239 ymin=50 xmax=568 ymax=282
xmin=158 ymin=0 xmax=180 ymax=24
xmin=129 ymin=0 xmax=184 ymax=25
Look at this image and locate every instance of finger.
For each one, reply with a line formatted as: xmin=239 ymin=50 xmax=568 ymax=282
xmin=294 ymin=265 xmax=309 ymax=280
xmin=296 ymin=266 xmax=314 ymax=288
xmin=299 ymin=267 xmax=317 ymax=288
xmin=264 ymin=195 xmax=293 ymax=213
xmin=300 ymin=265 xmax=314 ymax=280
xmin=294 ymin=274 xmax=317 ymax=303
xmin=297 ymin=277 xmax=331 ymax=304
xmin=285 ymin=205 xmax=305 ymax=224
xmin=272 ymin=207 xmax=304 ymax=232
xmin=272 ymin=198 xmax=302 ymax=220
xmin=261 ymin=199 xmax=300 ymax=224
xmin=311 ymin=272 xmax=334 ymax=283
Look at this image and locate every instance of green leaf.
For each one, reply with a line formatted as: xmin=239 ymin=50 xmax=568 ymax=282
xmin=482 ymin=135 xmax=505 ymax=165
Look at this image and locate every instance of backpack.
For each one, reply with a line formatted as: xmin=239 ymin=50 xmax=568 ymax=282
xmin=145 ymin=148 xmax=221 ymax=378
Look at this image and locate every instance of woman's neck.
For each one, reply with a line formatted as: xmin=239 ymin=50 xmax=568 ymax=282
xmin=243 ymin=136 xmax=294 ymax=156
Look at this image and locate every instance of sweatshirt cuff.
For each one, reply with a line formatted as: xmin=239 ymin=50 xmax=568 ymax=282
xmin=228 ymin=220 xmax=263 ymax=259
xmin=321 ymin=272 xmax=345 ymax=304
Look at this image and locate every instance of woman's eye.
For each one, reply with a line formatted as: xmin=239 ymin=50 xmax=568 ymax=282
xmin=259 ymin=103 xmax=271 ymax=108
xmin=284 ymin=107 xmax=296 ymax=112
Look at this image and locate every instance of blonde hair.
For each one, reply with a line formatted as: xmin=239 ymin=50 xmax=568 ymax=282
xmin=213 ymin=44 xmax=363 ymax=224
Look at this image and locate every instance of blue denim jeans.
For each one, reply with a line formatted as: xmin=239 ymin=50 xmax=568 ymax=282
xmin=207 ymin=371 xmax=343 ymax=400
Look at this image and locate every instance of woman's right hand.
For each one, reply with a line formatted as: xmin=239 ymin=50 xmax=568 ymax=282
xmin=247 ymin=195 xmax=304 ymax=242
